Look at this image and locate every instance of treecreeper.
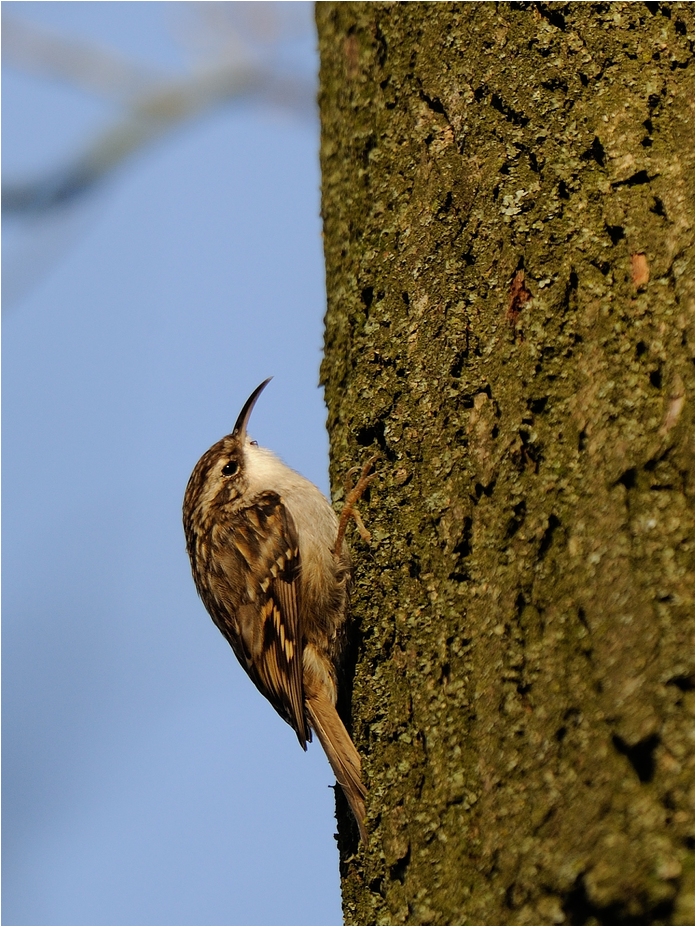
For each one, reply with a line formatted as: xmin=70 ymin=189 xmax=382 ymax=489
xmin=182 ymin=378 xmax=373 ymax=841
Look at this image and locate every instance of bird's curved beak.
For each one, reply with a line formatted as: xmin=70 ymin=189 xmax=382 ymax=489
xmin=232 ymin=377 xmax=273 ymax=440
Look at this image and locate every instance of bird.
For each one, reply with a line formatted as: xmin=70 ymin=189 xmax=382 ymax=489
xmin=183 ymin=378 xmax=373 ymax=840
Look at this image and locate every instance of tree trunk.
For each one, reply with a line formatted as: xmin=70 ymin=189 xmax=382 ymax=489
xmin=316 ymin=3 xmax=694 ymax=925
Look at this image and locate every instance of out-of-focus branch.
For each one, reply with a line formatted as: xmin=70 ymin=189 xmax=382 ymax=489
xmin=3 ymin=71 xmax=253 ymax=212
xmin=2 ymin=16 xmax=162 ymax=103
xmin=2 ymin=13 xmax=315 ymax=215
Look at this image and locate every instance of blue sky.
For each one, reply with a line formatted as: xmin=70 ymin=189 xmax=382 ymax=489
xmin=3 ymin=3 xmax=344 ymax=924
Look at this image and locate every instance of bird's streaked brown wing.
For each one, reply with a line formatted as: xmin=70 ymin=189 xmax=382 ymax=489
xmin=209 ymin=492 xmax=309 ymax=747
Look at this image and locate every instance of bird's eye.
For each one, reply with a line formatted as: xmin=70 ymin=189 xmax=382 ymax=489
xmin=250 ymin=440 xmax=258 ymax=447
xmin=221 ymin=461 xmax=238 ymax=476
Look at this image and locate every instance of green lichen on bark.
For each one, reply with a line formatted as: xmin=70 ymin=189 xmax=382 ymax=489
xmin=317 ymin=3 xmax=694 ymax=925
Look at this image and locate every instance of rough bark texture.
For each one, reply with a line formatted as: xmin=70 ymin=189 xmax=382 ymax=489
xmin=316 ymin=4 xmax=694 ymax=925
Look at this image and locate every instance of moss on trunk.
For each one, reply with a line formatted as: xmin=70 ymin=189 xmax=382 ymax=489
xmin=317 ymin=4 xmax=694 ymax=924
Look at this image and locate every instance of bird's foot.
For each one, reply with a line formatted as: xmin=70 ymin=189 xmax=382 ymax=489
xmin=334 ymin=455 xmax=378 ymax=554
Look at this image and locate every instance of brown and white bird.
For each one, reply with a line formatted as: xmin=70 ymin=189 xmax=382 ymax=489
xmin=182 ymin=379 xmax=369 ymax=840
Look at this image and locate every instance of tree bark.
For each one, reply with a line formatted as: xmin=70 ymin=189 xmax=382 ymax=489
xmin=316 ymin=3 xmax=694 ymax=925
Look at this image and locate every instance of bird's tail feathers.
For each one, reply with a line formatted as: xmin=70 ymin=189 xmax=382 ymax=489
xmin=306 ymin=691 xmax=367 ymax=842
